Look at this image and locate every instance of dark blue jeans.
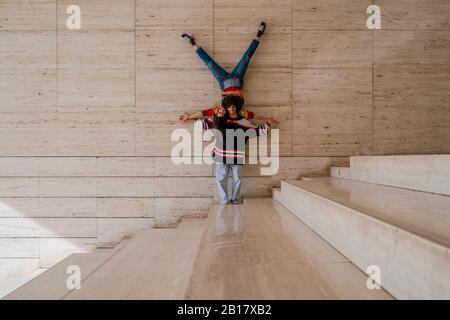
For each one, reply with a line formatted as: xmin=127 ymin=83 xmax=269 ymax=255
xmin=195 ymin=39 xmax=259 ymax=90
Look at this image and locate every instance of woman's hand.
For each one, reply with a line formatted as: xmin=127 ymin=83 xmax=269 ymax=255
xmin=267 ymin=116 xmax=279 ymax=126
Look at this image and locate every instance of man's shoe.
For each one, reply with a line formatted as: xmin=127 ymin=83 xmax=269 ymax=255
xmin=230 ymin=199 xmax=240 ymax=205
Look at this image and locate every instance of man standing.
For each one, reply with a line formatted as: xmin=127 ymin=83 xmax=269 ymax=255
xmin=198 ymin=99 xmax=274 ymax=205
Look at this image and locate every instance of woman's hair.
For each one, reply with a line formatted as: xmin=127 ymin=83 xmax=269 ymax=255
xmin=221 ymin=95 xmax=244 ymax=113
xmin=213 ymin=114 xmax=227 ymax=130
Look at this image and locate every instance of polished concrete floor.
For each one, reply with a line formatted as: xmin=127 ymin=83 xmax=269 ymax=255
xmin=5 ymin=198 xmax=394 ymax=299
xmin=185 ymin=199 xmax=392 ymax=299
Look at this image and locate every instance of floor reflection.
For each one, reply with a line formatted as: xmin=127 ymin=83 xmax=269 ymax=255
xmin=215 ymin=205 xmax=242 ymax=236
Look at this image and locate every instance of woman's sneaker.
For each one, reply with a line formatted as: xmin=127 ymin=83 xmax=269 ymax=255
xmin=256 ymin=22 xmax=267 ymax=37
xmin=181 ymin=33 xmax=196 ymax=46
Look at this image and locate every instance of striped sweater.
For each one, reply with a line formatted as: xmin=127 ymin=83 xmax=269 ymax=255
xmin=198 ymin=117 xmax=271 ymax=165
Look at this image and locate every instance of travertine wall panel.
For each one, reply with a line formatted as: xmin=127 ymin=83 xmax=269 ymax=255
xmin=136 ymin=69 xmax=213 ymax=109
xmin=136 ymin=0 xmax=212 ymax=31
xmin=293 ymin=69 xmax=372 ymax=156
xmin=374 ymin=31 xmax=450 ymax=68
xmin=0 ymin=0 xmax=56 ymax=31
xmin=57 ymin=107 xmax=136 ymax=156
xmin=373 ymin=105 xmax=450 ymax=154
xmin=58 ymin=69 xmax=135 ymax=109
xmin=0 ymin=70 xmax=56 ymax=112
xmin=293 ymin=31 xmax=371 ymax=68
xmin=57 ymin=0 xmax=134 ymax=31
xmin=58 ymin=31 xmax=135 ymax=69
xmin=0 ymin=31 xmax=56 ymax=69
xmin=293 ymin=0 xmax=372 ymax=30
xmin=373 ymin=0 xmax=450 ymax=30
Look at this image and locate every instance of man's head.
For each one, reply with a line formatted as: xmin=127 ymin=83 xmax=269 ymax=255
xmin=221 ymin=95 xmax=244 ymax=118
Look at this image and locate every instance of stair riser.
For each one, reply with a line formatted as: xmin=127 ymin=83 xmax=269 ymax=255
xmin=330 ymin=167 xmax=352 ymax=180
xmin=277 ymin=182 xmax=450 ymax=299
xmin=339 ymin=156 xmax=450 ymax=196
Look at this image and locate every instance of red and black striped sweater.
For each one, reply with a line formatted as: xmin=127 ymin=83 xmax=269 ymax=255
xmin=197 ymin=117 xmax=271 ymax=165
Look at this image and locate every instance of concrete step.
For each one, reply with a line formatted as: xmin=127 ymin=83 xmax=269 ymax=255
xmin=185 ymin=200 xmax=391 ymax=299
xmin=275 ymin=177 xmax=450 ymax=299
xmin=331 ymin=155 xmax=450 ymax=196
xmin=330 ymin=166 xmax=352 ymax=179
xmin=3 ymin=248 xmax=115 ymax=300
xmin=64 ymin=217 xmax=207 ymax=299
xmin=0 ymin=269 xmax=46 ymax=299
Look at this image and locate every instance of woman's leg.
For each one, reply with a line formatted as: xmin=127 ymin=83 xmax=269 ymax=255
xmin=182 ymin=33 xmax=230 ymax=89
xmin=195 ymin=47 xmax=230 ymax=90
xmin=230 ymin=22 xmax=266 ymax=86
xmin=230 ymin=39 xmax=260 ymax=87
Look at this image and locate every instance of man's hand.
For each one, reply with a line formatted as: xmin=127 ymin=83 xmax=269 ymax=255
xmin=179 ymin=112 xmax=190 ymax=122
xmin=268 ymin=116 xmax=279 ymax=126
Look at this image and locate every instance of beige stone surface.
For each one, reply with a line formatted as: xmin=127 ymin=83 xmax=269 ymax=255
xmin=155 ymin=197 xmax=211 ymax=226
xmin=0 ymin=69 xmax=56 ymax=111
xmin=38 ymin=238 xmax=97 ymax=268
xmin=136 ymin=69 xmax=213 ymax=109
xmin=374 ymin=31 xmax=450 ymax=68
xmin=293 ymin=0 xmax=372 ymax=30
xmin=278 ymin=178 xmax=450 ymax=299
xmin=0 ymin=239 xmax=39 ymax=258
xmin=0 ymin=111 xmax=58 ymax=156
xmin=373 ymin=0 xmax=450 ymax=30
xmin=0 ymin=217 xmax=97 ymax=238
xmin=374 ymin=67 xmax=450 ymax=108
xmin=0 ymin=178 xmax=39 ymax=197
xmin=0 ymin=259 xmax=40 ymax=279
xmin=0 ymin=0 xmax=56 ymax=31
xmin=337 ymin=155 xmax=450 ymax=196
xmin=96 ymin=198 xmax=155 ymax=218
xmin=58 ymin=31 xmax=135 ymax=69
xmin=0 ymin=31 xmax=56 ymax=69
xmin=65 ymin=218 xmax=207 ymax=299
xmin=136 ymin=0 xmax=212 ymax=31
xmin=57 ymin=0 xmax=134 ymax=31
xmin=373 ymin=105 xmax=450 ymax=155
xmin=293 ymin=30 xmax=371 ymax=68
xmin=95 ymin=157 xmax=212 ymax=177
xmin=58 ymin=68 xmax=135 ymax=108
xmin=186 ymin=200 xmax=391 ymax=299
xmin=97 ymin=217 xmax=154 ymax=244
xmin=35 ymin=177 xmax=213 ymax=197
xmin=293 ymin=69 xmax=372 ymax=156
xmin=57 ymin=107 xmax=136 ymax=156
xmin=0 ymin=198 xmax=96 ymax=218
xmin=4 ymin=250 xmax=114 ymax=300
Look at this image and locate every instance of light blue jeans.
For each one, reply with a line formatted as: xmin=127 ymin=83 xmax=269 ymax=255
xmin=195 ymin=39 xmax=260 ymax=90
xmin=215 ymin=163 xmax=243 ymax=205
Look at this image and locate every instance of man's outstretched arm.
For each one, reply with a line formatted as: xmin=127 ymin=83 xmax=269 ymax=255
xmin=239 ymin=110 xmax=279 ymax=125
xmin=253 ymin=114 xmax=279 ymax=125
